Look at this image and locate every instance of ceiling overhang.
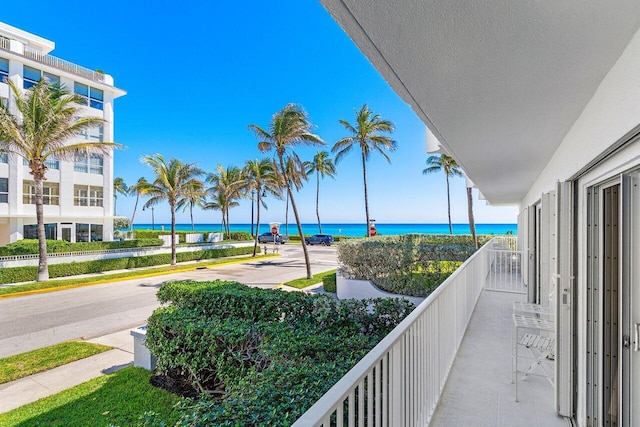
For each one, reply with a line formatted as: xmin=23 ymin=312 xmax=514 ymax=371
xmin=320 ymin=0 xmax=640 ymax=204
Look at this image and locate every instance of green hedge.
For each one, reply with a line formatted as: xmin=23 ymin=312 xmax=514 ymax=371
xmin=146 ymin=280 xmax=414 ymax=426
xmin=132 ymin=230 xmax=252 ymax=243
xmin=337 ymin=234 xmax=483 ymax=297
xmin=0 ymin=239 xmax=163 ymax=256
xmin=0 ymin=246 xmax=255 ymax=284
xmin=322 ymin=272 xmax=336 ymax=293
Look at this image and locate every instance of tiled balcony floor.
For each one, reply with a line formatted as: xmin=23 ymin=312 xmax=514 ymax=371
xmin=430 ymin=290 xmax=571 ymax=427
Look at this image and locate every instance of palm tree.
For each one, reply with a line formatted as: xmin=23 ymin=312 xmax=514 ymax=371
xmin=113 ymin=177 xmax=128 ymax=215
xmin=176 ymin=180 xmax=206 ymax=231
xmin=140 ymin=154 xmax=203 ymax=265
xmin=203 ymin=192 xmax=235 ymax=235
xmin=244 ymin=158 xmax=281 ymax=256
xmin=0 ymin=79 xmax=120 ymax=281
xmin=332 ymin=104 xmax=396 ymax=237
xmin=249 ymin=104 xmax=325 ymax=279
xmin=467 ymin=184 xmax=478 ymax=248
xmin=206 ymin=165 xmax=244 ymax=239
xmin=283 ymin=156 xmax=307 ymax=236
xmin=423 ymin=154 xmax=463 ymax=234
xmin=128 ymin=177 xmax=149 ymax=231
xmin=305 ymin=151 xmax=336 ymax=233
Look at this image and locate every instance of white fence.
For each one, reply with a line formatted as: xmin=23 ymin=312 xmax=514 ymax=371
xmin=292 ymin=236 xmax=492 ymax=426
xmin=485 ymin=236 xmax=526 ymax=293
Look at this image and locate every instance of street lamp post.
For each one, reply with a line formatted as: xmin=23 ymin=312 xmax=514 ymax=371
xmin=144 ymin=206 xmax=155 ymax=230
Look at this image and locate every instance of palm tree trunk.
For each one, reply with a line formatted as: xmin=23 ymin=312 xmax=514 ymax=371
xmin=190 ymin=204 xmax=195 ymax=231
xmin=280 ymin=156 xmax=312 ymax=279
xmin=170 ymin=203 xmax=177 ymax=265
xmin=362 ymin=149 xmax=371 ymax=237
xmin=316 ymin=172 xmax=322 ymax=233
xmin=446 ymin=175 xmax=453 ymax=234
xmin=253 ymin=192 xmax=260 ymax=257
xmin=35 ymin=177 xmax=49 ymax=281
xmin=226 ymin=210 xmax=231 ymax=238
xmin=114 ymin=196 xmax=117 ymax=216
xmin=130 ymin=195 xmax=139 ymax=231
xmin=285 ymin=191 xmax=290 ymax=235
xmin=467 ymin=186 xmax=478 ymax=248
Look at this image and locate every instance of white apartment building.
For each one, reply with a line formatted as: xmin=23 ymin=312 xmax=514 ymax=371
xmin=0 ymin=22 xmax=125 ymax=245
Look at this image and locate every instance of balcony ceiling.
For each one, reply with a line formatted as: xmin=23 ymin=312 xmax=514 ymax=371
xmin=320 ymin=0 xmax=640 ymax=204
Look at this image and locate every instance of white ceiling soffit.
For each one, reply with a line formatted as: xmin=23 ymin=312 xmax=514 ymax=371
xmin=320 ymin=0 xmax=640 ymax=204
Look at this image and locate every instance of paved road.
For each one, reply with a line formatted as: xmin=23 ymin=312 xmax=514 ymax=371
xmin=0 ymin=244 xmax=337 ymax=358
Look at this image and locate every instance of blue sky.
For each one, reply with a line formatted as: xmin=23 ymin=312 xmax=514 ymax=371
xmin=4 ymin=1 xmax=517 ymax=225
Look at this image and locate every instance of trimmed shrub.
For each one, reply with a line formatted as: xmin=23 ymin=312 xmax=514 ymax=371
xmin=337 ymin=234 xmax=482 ymax=297
xmin=0 ymin=239 xmax=163 ymax=256
xmin=145 ymin=280 xmax=414 ymax=425
xmin=133 ymin=230 xmax=252 ymax=243
xmin=322 ymin=272 xmax=336 ymax=293
xmin=0 ymin=246 xmax=256 ymax=284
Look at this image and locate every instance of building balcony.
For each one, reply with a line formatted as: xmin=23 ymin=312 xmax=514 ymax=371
xmin=293 ymin=237 xmax=571 ymax=426
xmin=0 ymin=35 xmax=112 ymax=86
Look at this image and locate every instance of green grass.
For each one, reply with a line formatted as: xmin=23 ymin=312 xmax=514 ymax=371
xmin=283 ymin=269 xmax=336 ymax=289
xmin=0 ymin=366 xmax=181 ymax=427
xmin=0 ymin=342 xmax=112 ymax=385
xmin=0 ymin=254 xmax=275 ymax=297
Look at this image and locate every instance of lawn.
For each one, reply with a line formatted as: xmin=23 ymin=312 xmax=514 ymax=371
xmin=0 ymin=367 xmax=181 ymax=427
xmin=282 ymin=269 xmax=336 ymax=289
xmin=0 ymin=254 xmax=276 ymax=297
xmin=0 ymin=341 xmax=112 ymax=384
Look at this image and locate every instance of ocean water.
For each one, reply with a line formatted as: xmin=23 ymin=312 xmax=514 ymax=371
xmin=132 ymin=223 xmax=517 ymax=237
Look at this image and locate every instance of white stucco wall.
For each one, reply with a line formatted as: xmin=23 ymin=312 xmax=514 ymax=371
xmin=520 ymin=26 xmax=640 ymax=209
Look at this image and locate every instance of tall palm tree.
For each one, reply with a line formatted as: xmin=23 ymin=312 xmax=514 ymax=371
xmin=128 ymin=177 xmax=149 ymax=231
xmin=176 ymin=179 xmax=206 ymax=231
xmin=332 ymin=104 xmax=396 ymax=237
xmin=113 ymin=177 xmax=128 ymax=215
xmin=203 ymin=192 xmax=235 ymax=235
xmin=305 ymin=151 xmax=336 ymax=233
xmin=423 ymin=154 xmax=463 ymax=234
xmin=206 ymin=165 xmax=244 ymax=239
xmin=249 ymin=103 xmax=325 ymax=279
xmin=140 ymin=154 xmax=203 ymax=265
xmin=467 ymin=184 xmax=478 ymax=248
xmin=244 ymin=158 xmax=281 ymax=256
xmin=0 ymin=79 xmax=119 ymax=281
xmin=283 ymin=156 xmax=307 ymax=236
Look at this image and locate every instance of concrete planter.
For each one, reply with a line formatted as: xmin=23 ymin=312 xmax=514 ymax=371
xmin=336 ymin=274 xmax=425 ymax=306
xmin=130 ymin=325 xmax=157 ymax=370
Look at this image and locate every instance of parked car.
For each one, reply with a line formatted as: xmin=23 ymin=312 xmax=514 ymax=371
xmin=257 ymin=232 xmax=288 ymax=244
xmin=305 ymin=234 xmax=334 ymax=246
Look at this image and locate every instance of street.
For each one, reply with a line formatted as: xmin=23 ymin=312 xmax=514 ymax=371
xmin=0 ymin=244 xmax=337 ymax=358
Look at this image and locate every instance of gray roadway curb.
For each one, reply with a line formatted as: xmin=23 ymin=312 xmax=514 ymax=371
xmin=0 ymin=329 xmax=134 ymax=414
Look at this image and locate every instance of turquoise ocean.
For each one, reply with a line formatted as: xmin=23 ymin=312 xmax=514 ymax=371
xmin=132 ymin=223 xmax=517 ymax=237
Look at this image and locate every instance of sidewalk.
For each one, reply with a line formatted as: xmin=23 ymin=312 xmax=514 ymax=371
xmin=0 ymin=329 xmax=135 ymax=414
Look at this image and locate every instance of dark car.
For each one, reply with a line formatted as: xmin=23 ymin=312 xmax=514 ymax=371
xmin=257 ymin=232 xmax=288 ymax=244
xmin=305 ymin=234 xmax=334 ymax=246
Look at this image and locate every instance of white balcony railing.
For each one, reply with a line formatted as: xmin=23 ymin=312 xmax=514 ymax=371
xmin=21 ymin=45 xmax=106 ymax=84
xmin=485 ymin=236 xmax=526 ymax=293
xmin=292 ymin=236 xmax=494 ymax=426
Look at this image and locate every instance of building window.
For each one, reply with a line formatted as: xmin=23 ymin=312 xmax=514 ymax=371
xmin=74 ymin=82 xmax=103 ymax=110
xmin=24 ymin=223 xmax=57 ymax=240
xmin=74 ymin=185 xmax=103 ymax=207
xmin=74 ymin=152 xmax=104 ymax=174
xmin=22 ymin=181 xmax=59 ymax=205
xmin=75 ymin=223 xmax=102 ymax=242
xmin=0 ymin=177 xmax=7 ymax=203
xmin=22 ymin=155 xmax=60 ymax=170
xmin=0 ymin=58 xmax=8 ymax=83
xmin=23 ymin=65 xmax=59 ymax=89
xmin=0 ymin=152 xmax=7 ymax=163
